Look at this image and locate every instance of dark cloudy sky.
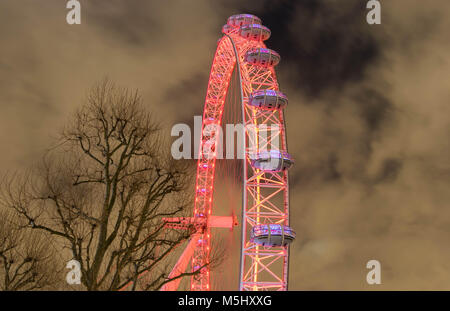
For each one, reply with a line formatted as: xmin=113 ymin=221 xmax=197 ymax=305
xmin=0 ymin=0 xmax=449 ymax=290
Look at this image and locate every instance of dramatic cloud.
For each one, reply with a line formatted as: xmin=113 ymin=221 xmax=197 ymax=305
xmin=0 ymin=0 xmax=449 ymax=290
xmin=241 ymin=0 xmax=450 ymax=290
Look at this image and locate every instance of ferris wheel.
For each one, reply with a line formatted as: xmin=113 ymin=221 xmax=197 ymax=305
xmin=162 ymin=14 xmax=295 ymax=291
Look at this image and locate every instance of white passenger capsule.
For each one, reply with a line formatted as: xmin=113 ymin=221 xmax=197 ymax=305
xmin=227 ymin=14 xmax=261 ymax=27
xmin=249 ymin=150 xmax=293 ymax=172
xmin=248 ymin=90 xmax=288 ymax=110
xmin=244 ymin=48 xmax=281 ymax=67
xmin=251 ymin=224 xmax=296 ymax=247
xmin=239 ymin=24 xmax=271 ymax=41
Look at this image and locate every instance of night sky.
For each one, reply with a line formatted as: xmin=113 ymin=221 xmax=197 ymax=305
xmin=0 ymin=0 xmax=449 ymax=290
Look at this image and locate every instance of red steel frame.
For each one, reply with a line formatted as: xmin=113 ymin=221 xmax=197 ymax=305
xmin=162 ymin=19 xmax=291 ymax=291
xmin=190 ymin=24 xmax=290 ymax=291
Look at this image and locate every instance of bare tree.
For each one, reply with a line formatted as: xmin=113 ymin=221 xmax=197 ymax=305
xmin=0 ymin=210 xmax=59 ymax=290
xmin=0 ymin=80 xmax=217 ymax=290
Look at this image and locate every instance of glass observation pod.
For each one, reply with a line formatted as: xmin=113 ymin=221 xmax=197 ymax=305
xmin=227 ymin=14 xmax=261 ymax=27
xmin=248 ymin=89 xmax=288 ymax=110
xmin=244 ymin=48 xmax=281 ymax=68
xmin=249 ymin=150 xmax=294 ymax=172
xmin=251 ymin=224 xmax=296 ymax=247
xmin=239 ymin=24 xmax=271 ymax=41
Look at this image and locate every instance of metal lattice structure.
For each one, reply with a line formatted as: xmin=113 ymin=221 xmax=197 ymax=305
xmin=162 ymin=14 xmax=295 ymax=291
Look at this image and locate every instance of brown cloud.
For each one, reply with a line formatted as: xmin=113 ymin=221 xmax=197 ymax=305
xmin=282 ymin=0 xmax=450 ymax=290
xmin=0 ymin=0 xmax=449 ymax=290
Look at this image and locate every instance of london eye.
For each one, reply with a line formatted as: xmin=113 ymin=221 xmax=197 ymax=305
xmin=163 ymin=13 xmax=295 ymax=291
